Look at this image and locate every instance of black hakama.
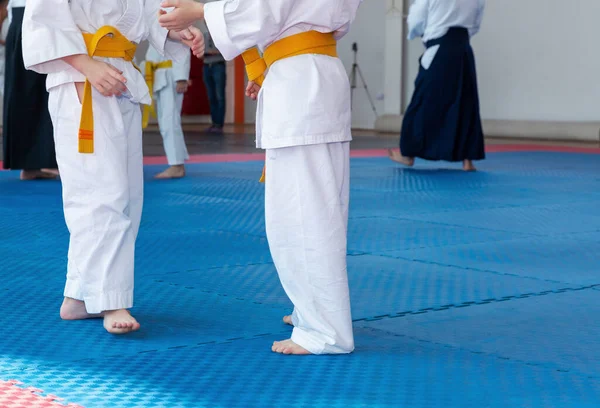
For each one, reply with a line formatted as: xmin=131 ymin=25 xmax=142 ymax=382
xmin=400 ymin=27 xmax=485 ymax=162
xmin=2 ymin=7 xmax=56 ymax=170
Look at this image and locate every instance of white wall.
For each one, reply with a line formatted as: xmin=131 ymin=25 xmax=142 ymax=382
xmin=474 ymin=0 xmax=600 ymax=122
xmin=338 ymin=0 xmax=387 ymax=129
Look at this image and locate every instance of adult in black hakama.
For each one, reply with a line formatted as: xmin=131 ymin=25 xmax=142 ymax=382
xmin=3 ymin=6 xmax=57 ymax=179
xmin=390 ymin=26 xmax=485 ymax=171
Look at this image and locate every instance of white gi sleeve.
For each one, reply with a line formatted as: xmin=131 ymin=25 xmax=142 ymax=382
xmin=203 ymin=0 xmax=292 ymax=60
xmin=407 ymin=0 xmax=428 ymax=40
xmin=22 ymin=0 xmax=88 ymax=74
xmin=143 ymin=1 xmax=190 ymax=63
xmin=469 ymin=0 xmax=486 ymax=37
xmin=171 ymin=51 xmax=191 ymax=82
xmin=333 ymin=0 xmax=363 ymax=41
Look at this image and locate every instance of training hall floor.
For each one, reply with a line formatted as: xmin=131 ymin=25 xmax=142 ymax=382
xmin=1 ymin=129 xmax=599 ymax=407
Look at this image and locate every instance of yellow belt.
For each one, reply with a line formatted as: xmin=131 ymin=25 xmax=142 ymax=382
xmin=241 ymin=31 xmax=338 ymax=182
xmin=142 ymin=60 xmax=173 ymax=129
xmin=79 ymin=26 xmax=138 ymax=154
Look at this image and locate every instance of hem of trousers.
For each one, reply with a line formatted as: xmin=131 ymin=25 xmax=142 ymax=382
xmin=83 ymin=290 xmax=134 ymax=314
xmin=63 ymin=279 xmax=84 ymax=302
xmin=400 ymin=151 xmax=486 ymax=162
xmin=291 ymin=327 xmax=354 ymax=355
xmin=166 ymin=157 xmax=189 ymax=166
xmin=291 ymin=327 xmax=325 ymax=355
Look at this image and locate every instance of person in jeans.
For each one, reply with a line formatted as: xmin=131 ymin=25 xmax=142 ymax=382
xmin=203 ymin=28 xmax=226 ymax=134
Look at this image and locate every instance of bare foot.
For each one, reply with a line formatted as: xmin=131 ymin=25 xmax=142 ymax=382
xmin=60 ymin=297 xmax=104 ymax=320
xmin=388 ymin=149 xmax=415 ymax=167
xmin=41 ymin=168 xmax=60 ymax=177
xmin=154 ymin=165 xmax=185 ymax=179
xmin=272 ymin=339 xmax=312 ymax=355
xmin=283 ymin=315 xmax=293 ymax=326
xmin=463 ymin=160 xmax=476 ymax=172
xmin=103 ymin=309 xmax=141 ymax=335
xmin=20 ymin=170 xmax=58 ymax=180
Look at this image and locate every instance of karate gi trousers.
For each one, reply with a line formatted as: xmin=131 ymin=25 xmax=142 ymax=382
xmin=155 ymin=80 xmax=189 ymax=166
xmin=48 ymin=83 xmax=143 ymax=314
xmin=265 ymin=141 xmax=354 ymax=354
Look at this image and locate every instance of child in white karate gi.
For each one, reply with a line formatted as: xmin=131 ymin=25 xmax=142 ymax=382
xmin=22 ymin=0 xmax=204 ymax=334
xmin=159 ymin=0 xmax=362 ymax=355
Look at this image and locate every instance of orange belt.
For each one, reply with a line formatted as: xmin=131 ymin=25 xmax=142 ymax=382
xmin=241 ymin=31 xmax=338 ymax=182
xmin=79 ymin=26 xmax=137 ymax=154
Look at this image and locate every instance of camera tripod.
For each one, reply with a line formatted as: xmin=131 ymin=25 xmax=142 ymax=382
xmin=349 ymin=42 xmax=378 ymax=117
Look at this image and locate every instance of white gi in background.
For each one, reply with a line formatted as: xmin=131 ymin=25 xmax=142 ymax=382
xmin=7 ymin=0 xmax=25 ymax=24
xmin=22 ymin=0 xmax=188 ymax=314
xmin=0 ymin=9 xmax=8 ymax=121
xmin=408 ymin=0 xmax=485 ymax=68
xmin=0 ymin=12 xmax=8 ymax=95
xmin=143 ymin=46 xmax=191 ymax=166
xmin=205 ymin=0 xmax=362 ymax=354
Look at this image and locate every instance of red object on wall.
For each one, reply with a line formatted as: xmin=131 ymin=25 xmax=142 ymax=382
xmin=182 ymin=51 xmax=211 ymax=116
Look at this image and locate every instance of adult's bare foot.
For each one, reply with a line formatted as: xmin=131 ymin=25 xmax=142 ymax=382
xmin=60 ymin=297 xmax=104 ymax=320
xmin=103 ymin=309 xmax=141 ymax=335
xmin=272 ymin=339 xmax=311 ymax=355
xmin=20 ymin=170 xmax=57 ymax=180
xmin=463 ymin=160 xmax=476 ymax=172
xmin=154 ymin=165 xmax=185 ymax=179
xmin=41 ymin=168 xmax=60 ymax=177
xmin=388 ymin=149 xmax=415 ymax=167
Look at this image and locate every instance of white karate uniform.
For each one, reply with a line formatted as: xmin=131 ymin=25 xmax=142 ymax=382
xmin=407 ymin=0 xmax=486 ymax=42
xmin=7 ymin=0 xmax=26 ymax=24
xmin=143 ymin=46 xmax=190 ymax=165
xmin=0 ymin=17 xmax=8 ymax=97
xmin=22 ymin=0 xmax=188 ymax=314
xmin=0 ymin=15 xmax=8 ymax=123
xmin=205 ymin=0 xmax=362 ymax=354
xmin=407 ymin=0 xmax=485 ymax=70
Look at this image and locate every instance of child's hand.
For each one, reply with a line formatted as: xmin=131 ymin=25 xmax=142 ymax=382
xmin=245 ymin=81 xmax=261 ymax=100
xmin=64 ymin=55 xmax=127 ymax=97
xmin=159 ymin=0 xmax=204 ymax=31
xmin=179 ymin=26 xmax=205 ymax=58
xmin=84 ymin=60 xmax=128 ymax=97
xmin=176 ymin=80 xmax=191 ymax=94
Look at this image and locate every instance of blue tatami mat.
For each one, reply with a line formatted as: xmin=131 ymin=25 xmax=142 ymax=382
xmin=0 ymin=150 xmax=599 ymax=407
xmin=8 ymin=328 xmax=600 ymax=408
xmin=363 ymin=289 xmax=600 ymax=378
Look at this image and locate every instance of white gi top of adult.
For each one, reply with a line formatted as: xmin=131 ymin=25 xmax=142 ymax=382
xmin=407 ymin=0 xmax=486 ymax=42
xmin=7 ymin=0 xmax=26 ymax=23
xmin=21 ymin=0 xmax=189 ymax=105
xmin=204 ymin=0 xmax=362 ymax=149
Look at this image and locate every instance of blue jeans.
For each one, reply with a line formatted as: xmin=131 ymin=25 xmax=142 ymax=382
xmin=203 ymin=62 xmax=226 ymax=127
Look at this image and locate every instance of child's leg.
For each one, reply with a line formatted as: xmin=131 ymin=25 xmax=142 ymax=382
xmin=265 ymin=142 xmax=354 ymax=355
xmin=155 ymin=82 xmax=189 ymax=179
xmin=48 ymin=83 xmax=141 ymax=333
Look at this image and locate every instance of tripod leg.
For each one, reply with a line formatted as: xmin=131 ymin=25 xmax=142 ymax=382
xmin=356 ymin=65 xmax=378 ymax=115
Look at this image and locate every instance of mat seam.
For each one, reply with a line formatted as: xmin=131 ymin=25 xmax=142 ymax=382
xmin=356 ymin=325 xmax=599 ymax=381
xmin=352 ymin=284 xmax=600 ymax=323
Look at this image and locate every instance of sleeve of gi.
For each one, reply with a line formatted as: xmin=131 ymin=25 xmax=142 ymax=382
xmin=203 ymin=0 xmax=293 ymax=61
xmin=469 ymin=0 xmax=486 ymax=37
xmin=171 ymin=50 xmax=191 ymax=82
xmin=22 ymin=0 xmax=88 ymax=74
xmin=143 ymin=2 xmax=190 ymax=63
xmin=333 ymin=0 xmax=364 ymax=41
xmin=406 ymin=0 xmax=428 ymax=40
